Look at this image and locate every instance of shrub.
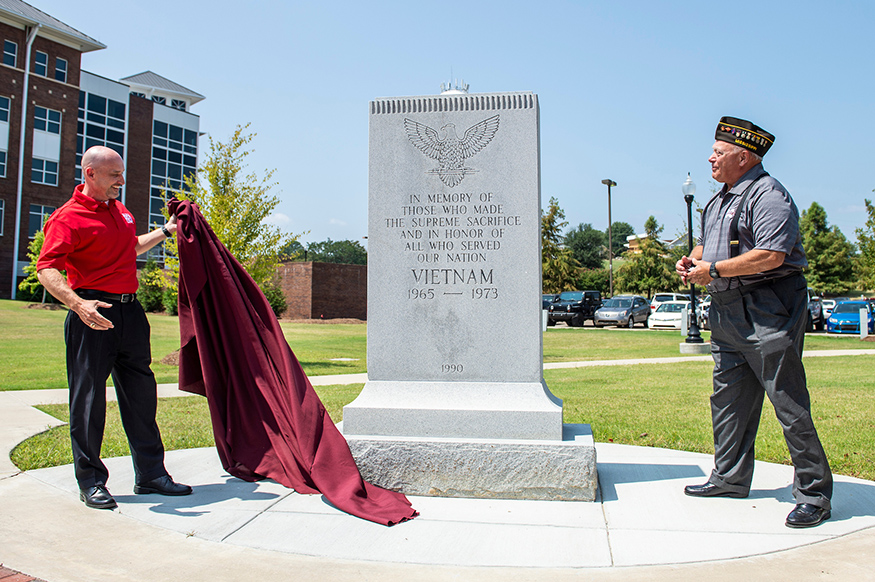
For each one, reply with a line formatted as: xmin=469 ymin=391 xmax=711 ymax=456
xmin=162 ymin=288 xmax=178 ymax=316
xmin=262 ymin=281 xmax=287 ymax=317
xmin=137 ymin=259 xmax=165 ymax=312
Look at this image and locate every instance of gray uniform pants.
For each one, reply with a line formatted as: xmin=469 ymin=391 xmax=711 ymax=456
xmin=708 ymin=273 xmax=832 ymax=509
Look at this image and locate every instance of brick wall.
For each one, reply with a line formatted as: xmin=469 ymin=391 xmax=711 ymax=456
xmin=125 ymin=94 xmax=153 ymax=237
xmin=275 ymin=261 xmax=367 ymax=320
xmin=0 ymin=23 xmax=82 ymax=298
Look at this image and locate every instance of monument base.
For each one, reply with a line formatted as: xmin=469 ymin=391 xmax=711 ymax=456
xmin=679 ymin=342 xmax=712 ymax=354
xmin=341 ymin=423 xmax=597 ymax=501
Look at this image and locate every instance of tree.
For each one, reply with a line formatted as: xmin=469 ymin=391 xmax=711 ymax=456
xmin=280 ymin=240 xmax=306 ymax=261
xmin=615 ymin=216 xmax=677 ymax=297
xmin=799 ymin=202 xmax=856 ymax=294
xmin=306 ymin=239 xmax=367 ymax=265
xmin=179 ymin=125 xmax=300 ymax=287
xmin=160 ymin=125 xmax=299 ymax=316
xmin=541 ymin=197 xmax=579 ymax=293
xmin=564 ymin=223 xmax=605 ymax=270
xmin=576 ymin=268 xmax=610 ymax=295
xmin=17 ymin=226 xmax=54 ymax=302
xmin=856 ymin=198 xmax=875 ymax=291
xmin=608 ymin=221 xmax=635 ymax=258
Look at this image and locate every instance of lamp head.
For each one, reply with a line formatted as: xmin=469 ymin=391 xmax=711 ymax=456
xmin=682 ymin=173 xmax=696 ymax=197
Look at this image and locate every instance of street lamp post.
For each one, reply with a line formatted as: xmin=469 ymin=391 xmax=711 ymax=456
xmin=683 ymin=173 xmax=703 ymax=344
xmin=601 ymin=179 xmax=616 ymax=297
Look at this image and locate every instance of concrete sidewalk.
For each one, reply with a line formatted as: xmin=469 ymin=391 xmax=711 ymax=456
xmin=2 ymin=356 xmax=875 ymax=581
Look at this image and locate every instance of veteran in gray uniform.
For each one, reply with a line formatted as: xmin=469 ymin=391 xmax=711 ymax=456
xmin=676 ymin=116 xmax=832 ymax=528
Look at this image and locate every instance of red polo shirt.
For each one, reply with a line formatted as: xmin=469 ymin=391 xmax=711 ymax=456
xmin=37 ymin=185 xmax=139 ymax=294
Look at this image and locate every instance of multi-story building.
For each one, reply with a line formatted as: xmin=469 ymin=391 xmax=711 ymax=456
xmin=0 ymin=0 xmax=203 ymax=299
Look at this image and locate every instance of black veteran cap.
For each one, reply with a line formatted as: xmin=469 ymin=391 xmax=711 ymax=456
xmin=715 ymin=116 xmax=775 ymax=157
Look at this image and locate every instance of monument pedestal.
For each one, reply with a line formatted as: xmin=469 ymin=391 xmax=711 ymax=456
xmin=343 ymin=424 xmax=597 ymax=501
xmin=343 ymin=380 xmax=564 ymax=440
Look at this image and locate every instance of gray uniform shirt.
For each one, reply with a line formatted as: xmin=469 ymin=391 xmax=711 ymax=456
xmin=697 ymin=163 xmax=807 ymax=293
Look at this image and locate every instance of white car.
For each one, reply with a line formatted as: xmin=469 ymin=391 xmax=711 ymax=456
xmin=648 ymin=301 xmax=692 ymax=330
xmin=650 ymin=292 xmax=690 ymax=314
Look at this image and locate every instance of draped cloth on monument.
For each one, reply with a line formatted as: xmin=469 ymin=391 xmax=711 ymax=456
xmin=168 ymin=199 xmax=417 ymax=526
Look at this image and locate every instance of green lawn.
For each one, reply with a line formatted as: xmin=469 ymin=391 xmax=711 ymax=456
xmin=12 ymin=356 xmax=874 ymax=480
xmin=0 ymin=299 xmax=365 ymax=390
xmin=4 ymin=298 xmax=868 ymax=390
xmin=5 ymin=298 xmax=875 ymax=481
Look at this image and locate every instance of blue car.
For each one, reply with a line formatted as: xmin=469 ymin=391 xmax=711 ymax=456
xmin=826 ymin=300 xmax=875 ymax=334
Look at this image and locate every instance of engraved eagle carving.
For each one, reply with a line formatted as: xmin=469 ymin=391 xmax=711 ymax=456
xmin=404 ymin=114 xmax=500 ymax=187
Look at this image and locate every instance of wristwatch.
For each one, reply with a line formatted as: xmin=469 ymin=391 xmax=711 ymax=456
xmin=161 ymin=225 xmax=172 ymax=238
xmin=709 ymin=262 xmax=720 ymax=279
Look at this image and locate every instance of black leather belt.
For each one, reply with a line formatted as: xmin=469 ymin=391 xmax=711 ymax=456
xmin=709 ymin=273 xmax=802 ymax=303
xmin=77 ymin=289 xmax=137 ymax=303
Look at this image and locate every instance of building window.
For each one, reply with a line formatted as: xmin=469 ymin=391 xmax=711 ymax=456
xmin=55 ymin=57 xmax=67 ymax=82
xmin=34 ymin=106 xmax=61 ymax=134
xmin=149 ymin=119 xmax=197 ymax=261
xmin=34 ymin=51 xmax=48 ymax=76
xmin=28 ymin=204 xmax=55 ymax=237
xmin=31 ymin=158 xmax=58 ymax=185
xmin=170 ymin=99 xmax=186 ymax=112
xmin=151 ymin=95 xmax=166 ymax=105
xmin=0 ymin=198 xmax=4 ymax=236
xmin=3 ymin=40 xmax=16 ymax=67
xmin=0 ymin=95 xmax=9 ymax=178
xmin=76 ymin=91 xmax=126 ymax=181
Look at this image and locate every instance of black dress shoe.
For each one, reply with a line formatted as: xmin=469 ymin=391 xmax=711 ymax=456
xmin=134 ymin=475 xmax=192 ymax=496
xmin=80 ymin=485 xmax=117 ymax=509
xmin=684 ymin=482 xmax=748 ymax=498
xmin=786 ymin=503 xmax=830 ymax=528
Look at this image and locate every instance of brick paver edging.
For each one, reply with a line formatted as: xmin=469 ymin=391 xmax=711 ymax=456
xmin=0 ymin=565 xmax=48 ymax=582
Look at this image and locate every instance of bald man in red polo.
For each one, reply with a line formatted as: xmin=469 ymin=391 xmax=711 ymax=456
xmin=38 ymin=146 xmax=191 ymax=509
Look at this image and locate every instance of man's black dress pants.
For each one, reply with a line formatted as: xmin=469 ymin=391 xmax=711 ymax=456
xmin=64 ymin=296 xmax=167 ymax=489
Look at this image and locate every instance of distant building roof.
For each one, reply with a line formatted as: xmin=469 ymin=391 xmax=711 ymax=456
xmin=120 ymin=71 xmax=205 ymax=104
xmin=625 ymin=232 xmax=687 ymax=253
xmin=0 ymin=0 xmax=105 ymax=52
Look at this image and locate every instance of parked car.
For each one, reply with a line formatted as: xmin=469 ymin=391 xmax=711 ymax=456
xmin=542 ymin=294 xmax=558 ymax=309
xmin=696 ymin=296 xmax=711 ymax=330
xmin=821 ymin=298 xmax=837 ymax=319
xmin=650 ymin=292 xmax=691 ymax=314
xmin=647 ymin=301 xmax=692 ymax=330
xmin=547 ymin=290 xmax=602 ymax=327
xmin=807 ymin=296 xmax=825 ymax=332
xmin=826 ymin=300 xmax=875 ymax=334
xmin=594 ymin=295 xmax=650 ymax=328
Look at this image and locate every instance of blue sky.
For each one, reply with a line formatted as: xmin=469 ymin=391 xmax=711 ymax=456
xmin=35 ymin=0 xmax=875 ymax=247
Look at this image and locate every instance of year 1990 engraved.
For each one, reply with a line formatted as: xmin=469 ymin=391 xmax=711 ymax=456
xmin=441 ymin=364 xmax=464 ymax=373
xmin=471 ymin=287 xmax=499 ymax=299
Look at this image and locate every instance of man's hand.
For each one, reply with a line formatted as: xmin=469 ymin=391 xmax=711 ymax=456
xmin=676 ymin=255 xmax=713 ymax=285
xmin=73 ymin=299 xmax=114 ymax=331
xmin=37 ymin=268 xmax=115 ymax=331
xmin=684 ymin=258 xmax=714 ymax=286
xmin=676 ymin=255 xmax=694 ymax=284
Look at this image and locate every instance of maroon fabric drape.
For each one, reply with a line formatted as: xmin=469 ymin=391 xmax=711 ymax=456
xmin=169 ymin=199 xmax=416 ymax=526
